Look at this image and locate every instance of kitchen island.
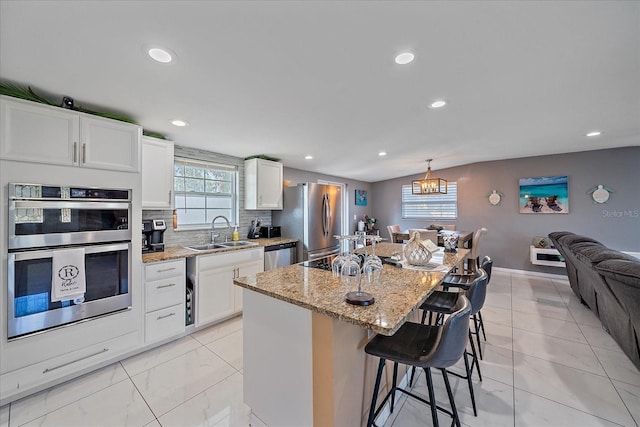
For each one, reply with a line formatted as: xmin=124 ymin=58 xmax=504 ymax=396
xmin=234 ymin=243 xmax=468 ymax=426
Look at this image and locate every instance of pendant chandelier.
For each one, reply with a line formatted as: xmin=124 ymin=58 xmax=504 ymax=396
xmin=412 ymin=159 xmax=448 ymax=195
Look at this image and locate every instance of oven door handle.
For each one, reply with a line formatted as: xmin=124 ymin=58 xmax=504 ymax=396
xmin=9 ymin=242 xmax=131 ymax=261
xmin=12 ymin=200 xmax=130 ymax=210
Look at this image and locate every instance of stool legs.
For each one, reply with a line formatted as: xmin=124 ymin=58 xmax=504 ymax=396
xmin=391 ymin=362 xmax=399 ymax=413
xmin=478 ymin=311 xmax=487 ymax=341
xmin=441 ymin=368 xmax=461 ymax=427
xmin=424 ymin=368 xmax=439 ymax=427
xmin=367 ymin=358 xmax=385 ymax=427
xmin=368 ymin=359 xmax=464 ymax=427
xmin=468 ymin=329 xmax=483 ymax=381
xmin=471 ymin=314 xmax=483 ymax=360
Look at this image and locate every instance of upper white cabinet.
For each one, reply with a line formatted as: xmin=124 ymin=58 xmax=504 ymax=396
xmin=0 ymin=96 xmax=141 ymax=172
xmin=142 ymin=136 xmax=174 ymax=209
xmin=244 ymin=158 xmax=283 ymax=210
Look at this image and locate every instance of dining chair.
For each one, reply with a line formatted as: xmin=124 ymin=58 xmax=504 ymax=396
xmin=467 ymin=227 xmax=488 ymax=272
xmin=387 ymin=224 xmax=401 ymax=242
xmin=408 ymin=228 xmax=438 ymax=244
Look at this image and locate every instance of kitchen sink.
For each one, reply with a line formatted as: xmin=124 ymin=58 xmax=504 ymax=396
xmin=184 ymin=241 xmax=258 ymax=251
xmin=185 ymin=243 xmax=227 ymax=251
xmin=219 ymin=241 xmax=257 ymax=247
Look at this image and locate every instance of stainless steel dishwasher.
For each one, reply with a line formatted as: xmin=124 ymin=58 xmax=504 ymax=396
xmin=264 ymin=241 xmax=297 ymax=270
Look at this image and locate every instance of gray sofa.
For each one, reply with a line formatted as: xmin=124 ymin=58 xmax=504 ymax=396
xmin=549 ymin=232 xmax=640 ymax=369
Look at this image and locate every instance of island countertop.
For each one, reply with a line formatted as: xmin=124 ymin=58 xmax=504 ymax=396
xmin=233 ymin=243 xmax=469 ymax=336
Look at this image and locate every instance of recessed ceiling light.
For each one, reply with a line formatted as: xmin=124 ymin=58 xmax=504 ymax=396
xmin=429 ymin=100 xmax=447 ymax=109
xmin=395 ymin=52 xmax=414 ymax=65
xmin=148 ymin=47 xmax=174 ymax=63
xmin=304 ymin=155 xmax=313 ymax=160
xmin=171 ymin=119 xmax=189 ymax=127
xmin=586 ymin=130 xmax=602 ymax=137
xmin=378 ymin=151 xmax=387 ymax=156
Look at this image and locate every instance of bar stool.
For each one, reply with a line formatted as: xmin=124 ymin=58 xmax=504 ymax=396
xmin=442 ymin=256 xmax=493 ymax=342
xmin=414 ymin=269 xmax=489 ymax=416
xmin=365 ymin=296 xmax=471 ymax=427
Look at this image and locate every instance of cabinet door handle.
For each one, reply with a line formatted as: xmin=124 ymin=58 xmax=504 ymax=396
xmin=73 ymin=142 xmax=77 ymax=163
xmin=43 ymin=348 xmax=109 ymax=374
xmin=158 ymin=312 xmax=176 ymax=320
xmin=157 ymin=283 xmax=176 ymax=289
xmin=82 ymin=143 xmax=86 ymax=164
xmin=157 ymin=267 xmax=176 ymax=273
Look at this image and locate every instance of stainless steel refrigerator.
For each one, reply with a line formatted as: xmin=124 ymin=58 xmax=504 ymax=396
xmin=272 ymin=183 xmax=342 ymax=262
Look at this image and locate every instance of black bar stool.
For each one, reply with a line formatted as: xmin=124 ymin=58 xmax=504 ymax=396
xmin=414 ymin=269 xmax=489 ymax=416
xmin=365 ymin=295 xmax=471 ymax=427
xmin=441 ymin=256 xmax=493 ymax=343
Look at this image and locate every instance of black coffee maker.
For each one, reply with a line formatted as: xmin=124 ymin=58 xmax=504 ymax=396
xmin=142 ymin=219 xmax=166 ymax=253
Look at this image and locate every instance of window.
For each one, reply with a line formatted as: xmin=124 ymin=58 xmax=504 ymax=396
xmin=401 ymin=183 xmax=457 ymax=220
xmin=174 ymin=157 xmax=238 ymax=227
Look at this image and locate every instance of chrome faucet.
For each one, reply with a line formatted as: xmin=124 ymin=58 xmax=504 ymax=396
xmin=211 ymin=215 xmax=232 ymax=243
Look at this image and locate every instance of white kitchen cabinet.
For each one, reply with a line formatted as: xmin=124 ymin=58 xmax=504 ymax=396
xmin=188 ymin=248 xmax=264 ymax=327
xmin=144 ymin=259 xmax=185 ymax=344
xmin=142 ymin=136 xmax=174 ymax=209
xmin=0 ymin=96 xmax=141 ymax=172
xmin=244 ymin=158 xmax=283 ymax=210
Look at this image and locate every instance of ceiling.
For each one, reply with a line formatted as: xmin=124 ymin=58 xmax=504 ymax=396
xmin=1 ymin=1 xmax=639 ymax=182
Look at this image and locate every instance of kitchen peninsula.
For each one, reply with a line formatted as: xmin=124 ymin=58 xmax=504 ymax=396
xmin=234 ymin=243 xmax=468 ymax=426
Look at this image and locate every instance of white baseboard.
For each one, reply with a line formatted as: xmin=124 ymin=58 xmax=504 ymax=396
xmin=493 ymin=266 xmax=568 ymax=280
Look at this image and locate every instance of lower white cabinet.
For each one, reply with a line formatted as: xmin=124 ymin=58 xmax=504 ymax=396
xmin=188 ymin=248 xmax=264 ymax=327
xmin=1 ymin=331 xmax=138 ymax=403
xmin=144 ymin=259 xmax=186 ymax=344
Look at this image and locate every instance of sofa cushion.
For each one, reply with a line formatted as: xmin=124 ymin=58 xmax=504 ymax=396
xmin=596 ymin=259 xmax=640 ymax=286
xmin=548 ymin=231 xmax=574 ymax=245
xmin=558 ymin=234 xmax=602 ymax=247
xmin=574 ymin=245 xmax=638 ymax=265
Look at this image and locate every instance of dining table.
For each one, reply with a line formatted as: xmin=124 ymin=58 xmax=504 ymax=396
xmin=393 ymin=229 xmax=474 ymax=249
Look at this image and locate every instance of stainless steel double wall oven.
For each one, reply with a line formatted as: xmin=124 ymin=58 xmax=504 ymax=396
xmin=7 ymin=183 xmax=132 ymax=339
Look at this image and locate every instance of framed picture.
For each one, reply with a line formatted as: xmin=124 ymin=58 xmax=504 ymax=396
xmin=519 ymin=176 xmax=569 ymax=214
xmin=355 ymin=189 xmax=367 ymax=206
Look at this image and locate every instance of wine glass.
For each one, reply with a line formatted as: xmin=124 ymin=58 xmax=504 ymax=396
xmin=363 ymin=258 xmax=382 ymax=284
xmin=340 ymin=256 xmax=361 ymax=288
xmin=331 ymin=252 xmax=349 ymax=277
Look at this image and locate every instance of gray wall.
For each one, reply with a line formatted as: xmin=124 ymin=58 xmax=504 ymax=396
xmin=371 ymin=146 xmax=640 ymax=273
xmin=282 ymin=167 xmax=373 ymax=235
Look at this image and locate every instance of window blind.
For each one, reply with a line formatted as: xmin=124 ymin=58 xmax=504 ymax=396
xmin=401 ymin=183 xmax=457 ymax=220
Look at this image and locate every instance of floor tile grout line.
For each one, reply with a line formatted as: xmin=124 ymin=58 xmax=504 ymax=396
xmin=121 ymin=335 xmax=206 ymax=378
xmin=606 ymin=375 xmax=639 ymax=427
xmin=122 ymin=360 xmax=162 ymax=424
xmin=8 ymin=366 xmax=133 ymax=427
xmin=147 ymin=369 xmax=240 ymax=425
xmin=513 ymin=387 xmax=631 ymax=427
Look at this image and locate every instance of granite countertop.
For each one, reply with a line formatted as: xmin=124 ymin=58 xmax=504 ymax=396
xmin=234 ymin=243 xmax=469 ymax=336
xmin=142 ymin=237 xmax=299 ymax=263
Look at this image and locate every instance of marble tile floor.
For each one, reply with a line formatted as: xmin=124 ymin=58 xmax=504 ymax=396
xmin=1 ymin=270 xmax=639 ymax=426
xmin=382 ymin=270 xmax=640 ymax=427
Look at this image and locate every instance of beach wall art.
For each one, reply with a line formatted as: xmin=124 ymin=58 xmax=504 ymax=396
xmin=519 ymin=176 xmax=569 ymax=214
xmin=355 ymin=189 xmax=368 ymax=206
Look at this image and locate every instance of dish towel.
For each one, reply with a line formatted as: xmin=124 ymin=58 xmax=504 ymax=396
xmin=51 ymin=248 xmax=86 ymax=302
